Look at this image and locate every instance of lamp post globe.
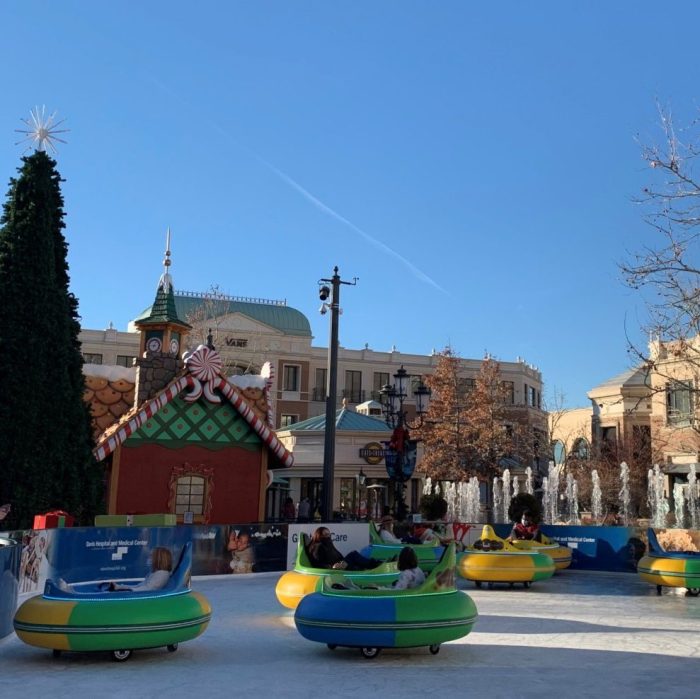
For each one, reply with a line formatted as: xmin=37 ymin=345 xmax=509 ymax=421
xmin=379 ymin=366 xmax=430 ymax=522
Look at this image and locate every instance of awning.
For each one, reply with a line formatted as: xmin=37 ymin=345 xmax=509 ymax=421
xmin=664 ymin=463 xmax=697 ymax=475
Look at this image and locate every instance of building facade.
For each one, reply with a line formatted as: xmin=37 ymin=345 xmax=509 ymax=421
xmin=549 ymin=338 xmax=700 ymax=504
xmin=80 ymin=290 xmax=548 ymax=521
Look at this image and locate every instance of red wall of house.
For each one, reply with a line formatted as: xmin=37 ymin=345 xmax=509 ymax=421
xmin=114 ymin=443 xmax=264 ymax=523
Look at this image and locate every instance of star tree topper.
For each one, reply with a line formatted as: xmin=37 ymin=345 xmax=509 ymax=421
xmin=15 ymin=106 xmax=69 ymax=154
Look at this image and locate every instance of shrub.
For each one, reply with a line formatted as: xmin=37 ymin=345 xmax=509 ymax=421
xmin=419 ymin=494 xmax=448 ymax=521
xmin=507 ymin=493 xmax=542 ymax=524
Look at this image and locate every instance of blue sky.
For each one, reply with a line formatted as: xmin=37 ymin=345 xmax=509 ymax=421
xmin=2 ymin=2 xmax=699 ymax=408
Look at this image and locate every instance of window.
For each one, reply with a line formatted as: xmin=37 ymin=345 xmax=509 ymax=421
xmin=344 ymin=370 xmax=363 ymax=403
xmin=175 ymin=475 xmax=205 ymax=515
xmin=116 ymin=355 xmax=136 ymax=367
xmin=372 ymin=372 xmax=389 ymax=401
xmin=633 ymin=425 xmax=652 ymax=463
xmin=501 ymin=381 xmax=514 ymax=405
xmin=552 ymin=440 xmax=566 ymax=465
xmin=524 ymin=384 xmax=537 ymax=407
xmin=313 ymin=368 xmax=327 ymax=401
xmin=283 ymin=364 xmax=300 ymax=392
xmin=458 ymin=377 xmax=475 ymax=392
xmin=168 ymin=463 xmax=213 ymax=523
xmin=280 ymin=414 xmax=298 ymax=427
xmin=339 ymin=477 xmax=359 ymax=519
xmin=83 ymin=353 xmax=103 ymax=365
xmin=667 ymin=380 xmax=693 ymax=424
xmin=571 ymin=437 xmax=590 ymax=460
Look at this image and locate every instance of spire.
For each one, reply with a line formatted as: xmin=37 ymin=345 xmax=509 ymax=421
xmin=134 ymin=228 xmax=190 ymax=329
xmin=158 ymin=226 xmax=173 ymax=293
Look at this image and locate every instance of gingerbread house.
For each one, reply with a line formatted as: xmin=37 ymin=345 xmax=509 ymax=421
xmin=87 ymin=242 xmax=293 ymax=524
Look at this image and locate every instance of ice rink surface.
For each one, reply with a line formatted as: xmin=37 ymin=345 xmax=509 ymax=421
xmin=2 ymin=569 xmax=700 ymax=699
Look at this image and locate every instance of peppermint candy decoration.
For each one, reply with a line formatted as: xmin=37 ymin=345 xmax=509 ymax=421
xmin=185 ymin=345 xmax=222 ymax=383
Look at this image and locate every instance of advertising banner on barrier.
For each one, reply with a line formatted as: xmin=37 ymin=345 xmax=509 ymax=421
xmin=51 ymin=526 xmax=190 ymax=583
xmin=4 ymin=523 xmax=292 ymax=590
xmin=492 ymin=523 xmax=645 ymax=572
xmin=8 ymin=528 xmax=59 ymax=598
xmin=287 ymin=523 xmax=370 ymax=569
xmin=194 ymin=523 xmax=288 ymax=575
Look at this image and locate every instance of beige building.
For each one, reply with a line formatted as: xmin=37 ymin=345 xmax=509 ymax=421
xmin=550 ymin=367 xmax=652 ymax=464
xmin=79 ymin=290 xmax=548 ymax=519
xmin=549 ymin=337 xmax=700 ymax=500
xmin=80 ymin=290 xmax=546 ymax=430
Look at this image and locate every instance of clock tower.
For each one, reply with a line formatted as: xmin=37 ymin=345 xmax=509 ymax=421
xmin=133 ymin=229 xmax=192 ymax=406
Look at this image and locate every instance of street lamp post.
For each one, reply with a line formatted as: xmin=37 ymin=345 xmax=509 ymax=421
xmin=379 ymin=366 xmax=430 ymax=522
xmin=318 ymin=267 xmax=357 ymax=522
xmin=356 ymin=467 xmax=366 ymax=520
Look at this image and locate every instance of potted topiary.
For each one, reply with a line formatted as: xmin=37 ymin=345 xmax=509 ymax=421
xmin=507 ymin=493 xmax=542 ymax=525
xmin=419 ymin=493 xmax=448 ymax=522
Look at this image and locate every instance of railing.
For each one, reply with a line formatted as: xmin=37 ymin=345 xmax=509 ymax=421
xmin=176 ymin=290 xmax=287 ymax=306
xmin=341 ymin=389 xmax=365 ymax=404
xmin=311 ymin=388 xmax=327 ymax=402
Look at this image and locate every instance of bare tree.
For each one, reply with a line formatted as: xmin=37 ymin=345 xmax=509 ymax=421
xmin=184 ymin=284 xmax=268 ymax=376
xmin=622 ymin=104 xmax=700 ymax=380
xmin=621 ymin=103 xmax=700 ymax=460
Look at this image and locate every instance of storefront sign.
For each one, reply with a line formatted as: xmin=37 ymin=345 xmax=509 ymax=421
xmin=359 ymin=442 xmax=385 ymax=465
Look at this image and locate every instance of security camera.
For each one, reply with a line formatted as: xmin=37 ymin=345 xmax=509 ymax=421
xmin=319 ymin=285 xmax=331 ymax=301
xmin=319 ymin=303 xmax=328 ymax=315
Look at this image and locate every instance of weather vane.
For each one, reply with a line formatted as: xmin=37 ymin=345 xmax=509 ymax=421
xmin=15 ymin=106 xmax=69 ymax=154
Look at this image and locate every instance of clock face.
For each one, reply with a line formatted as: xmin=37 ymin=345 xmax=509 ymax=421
xmin=147 ymin=337 xmax=162 ymax=353
xmin=170 ymin=338 xmax=179 ymax=355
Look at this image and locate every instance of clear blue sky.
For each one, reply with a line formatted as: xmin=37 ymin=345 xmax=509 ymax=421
xmin=2 ymin=2 xmax=699 ymax=408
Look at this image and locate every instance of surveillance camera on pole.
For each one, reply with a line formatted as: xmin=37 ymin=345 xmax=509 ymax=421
xmin=317 ymin=267 xmax=358 ymax=522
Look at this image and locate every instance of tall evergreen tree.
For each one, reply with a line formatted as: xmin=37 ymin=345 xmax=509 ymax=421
xmin=0 ymin=151 xmax=102 ymax=528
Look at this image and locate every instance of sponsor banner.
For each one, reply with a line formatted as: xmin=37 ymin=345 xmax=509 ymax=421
xmin=287 ymin=523 xmax=371 ymax=570
xmin=195 ymin=523 xmax=287 ymax=575
xmin=3 ymin=523 xmax=292 ymax=589
xmin=492 ymin=523 xmax=645 ymax=572
xmin=4 ymin=528 xmax=59 ymax=599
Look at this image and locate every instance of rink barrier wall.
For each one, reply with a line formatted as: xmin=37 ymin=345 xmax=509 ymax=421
xmin=1 ymin=523 xmax=697 ymax=607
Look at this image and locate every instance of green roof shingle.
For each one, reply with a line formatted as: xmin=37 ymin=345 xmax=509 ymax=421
xmin=133 ymin=293 xmax=311 ymax=337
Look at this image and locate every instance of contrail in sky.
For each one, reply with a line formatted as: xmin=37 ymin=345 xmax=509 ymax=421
xmin=77 ymin=17 xmax=446 ymax=293
xmin=256 ymin=155 xmax=448 ymax=294
xmin=144 ymin=74 xmax=447 ymax=292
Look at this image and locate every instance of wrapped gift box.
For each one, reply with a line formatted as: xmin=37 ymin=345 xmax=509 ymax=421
xmin=33 ymin=510 xmax=75 ymax=529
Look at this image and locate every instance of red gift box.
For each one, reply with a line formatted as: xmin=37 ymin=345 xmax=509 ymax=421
xmin=33 ymin=510 xmax=75 ymax=529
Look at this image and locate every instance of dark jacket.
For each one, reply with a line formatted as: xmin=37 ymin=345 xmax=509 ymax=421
xmin=308 ymin=539 xmax=344 ymax=569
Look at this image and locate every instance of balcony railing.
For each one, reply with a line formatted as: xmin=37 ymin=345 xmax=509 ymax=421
xmin=341 ymin=389 xmax=365 ymax=404
xmin=311 ymin=387 xmax=327 ymax=402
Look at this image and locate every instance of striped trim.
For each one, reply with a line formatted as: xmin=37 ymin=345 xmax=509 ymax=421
xmin=43 ymin=588 xmax=191 ymax=602
xmin=93 ymin=375 xmax=193 ymax=461
xmin=296 ymin=614 xmax=477 ymax=631
xmin=638 ymin=566 xmax=699 ymax=581
xmin=214 ymin=377 xmax=293 ymax=467
xmin=14 ymin=613 xmax=211 ymax=635
xmin=93 ymin=374 xmax=294 ymax=468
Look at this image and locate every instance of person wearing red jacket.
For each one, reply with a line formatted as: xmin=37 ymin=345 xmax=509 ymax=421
xmin=509 ymin=510 xmax=541 ymax=542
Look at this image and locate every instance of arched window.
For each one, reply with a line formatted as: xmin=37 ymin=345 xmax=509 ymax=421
xmin=551 ymin=440 xmax=566 ymax=465
xmin=176 ymin=475 xmax=205 ymax=515
xmin=570 ymin=437 xmax=590 ymax=461
xmin=168 ymin=463 xmax=214 ymax=523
